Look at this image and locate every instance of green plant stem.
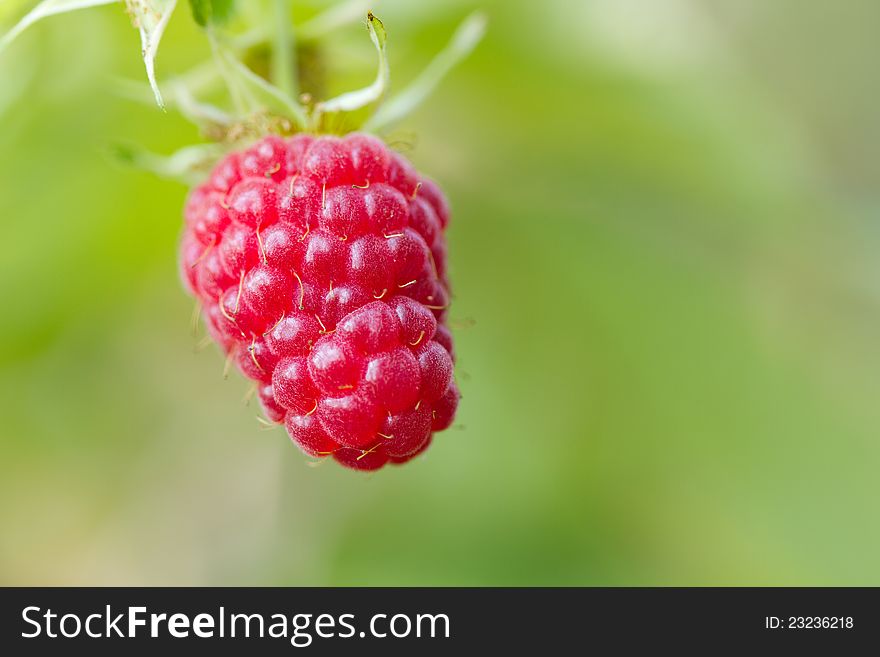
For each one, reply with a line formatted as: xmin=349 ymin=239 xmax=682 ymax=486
xmin=272 ymin=0 xmax=297 ymax=100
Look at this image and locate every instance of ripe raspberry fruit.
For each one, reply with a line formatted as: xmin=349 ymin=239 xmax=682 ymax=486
xmin=181 ymin=133 xmax=459 ymax=470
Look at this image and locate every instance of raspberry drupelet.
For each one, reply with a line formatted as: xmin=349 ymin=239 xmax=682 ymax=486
xmin=180 ymin=132 xmax=459 ymax=470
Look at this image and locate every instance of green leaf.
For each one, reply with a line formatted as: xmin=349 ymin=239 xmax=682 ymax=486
xmin=0 ymin=0 xmax=120 ymax=55
xmin=364 ymin=11 xmax=487 ymax=132
xmin=124 ymin=0 xmax=178 ymax=109
xmin=188 ymin=0 xmax=232 ymax=27
xmin=210 ymin=0 xmax=233 ymax=23
xmin=187 ymin=0 xmax=209 ymax=26
xmin=315 ymin=12 xmax=388 ymax=115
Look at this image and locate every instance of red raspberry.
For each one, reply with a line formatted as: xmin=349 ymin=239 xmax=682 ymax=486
xmin=181 ymin=133 xmax=458 ymax=470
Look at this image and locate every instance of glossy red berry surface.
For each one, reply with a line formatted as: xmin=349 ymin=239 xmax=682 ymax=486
xmin=180 ymin=133 xmax=458 ymax=470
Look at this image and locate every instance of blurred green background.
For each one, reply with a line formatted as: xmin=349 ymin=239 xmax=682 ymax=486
xmin=1 ymin=0 xmax=879 ymax=586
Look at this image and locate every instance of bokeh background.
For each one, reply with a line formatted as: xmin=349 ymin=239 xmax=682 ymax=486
xmin=2 ymin=0 xmax=879 ymax=585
